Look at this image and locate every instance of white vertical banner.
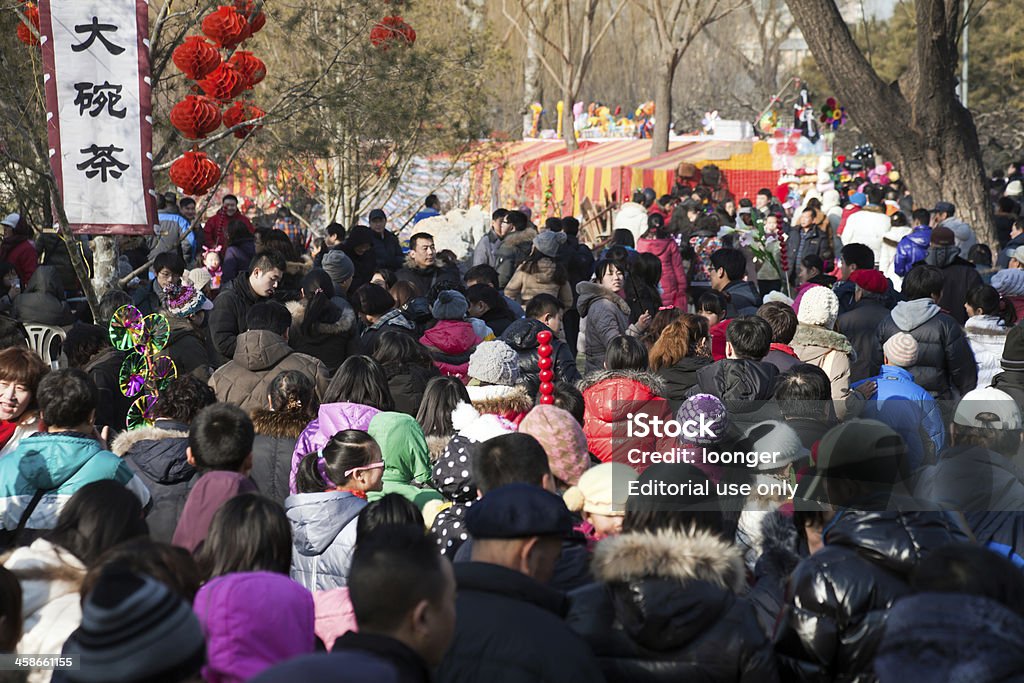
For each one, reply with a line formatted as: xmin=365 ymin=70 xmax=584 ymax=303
xmin=39 ymin=0 xmax=157 ymax=234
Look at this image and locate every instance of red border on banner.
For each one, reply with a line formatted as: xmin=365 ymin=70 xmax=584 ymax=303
xmin=39 ymin=0 xmax=156 ymax=235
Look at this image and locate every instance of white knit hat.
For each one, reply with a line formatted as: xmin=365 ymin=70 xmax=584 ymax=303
xmin=467 ymin=340 xmax=519 ymax=386
xmin=883 ymin=332 xmax=919 ymax=367
xmin=744 ymin=421 xmax=808 ymax=470
xmin=562 ymin=462 xmax=637 ymax=516
xmin=797 ymin=286 xmax=839 ymax=328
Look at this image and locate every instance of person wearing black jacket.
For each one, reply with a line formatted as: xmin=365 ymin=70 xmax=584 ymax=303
xmin=437 ymin=482 xmax=603 ymax=683
xmin=343 ymin=225 xmax=379 ymax=293
xmin=567 ymin=463 xmax=778 ymax=683
xmin=774 ymin=420 xmax=969 ymax=682
xmin=836 ymin=269 xmax=892 ymax=383
xmin=368 ymin=209 xmax=405 ymax=270
xmin=558 ymin=217 xmax=594 ymax=355
xmin=208 ymin=250 xmax=286 ymax=364
xmin=710 ymin=248 xmax=761 ymax=318
xmin=872 ymin=264 xmax=977 ymax=401
xmin=499 ymin=296 xmax=581 ymax=394
xmin=395 ymin=233 xmax=459 ymax=296
xmin=916 ymin=226 xmax=982 ymax=326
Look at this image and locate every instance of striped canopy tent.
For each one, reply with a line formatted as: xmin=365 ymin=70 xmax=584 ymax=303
xmin=467 ymin=140 xmax=568 ymax=211
xmin=538 ymin=140 xmax=666 ymax=217
xmin=501 ymin=140 xmax=591 ymax=214
xmin=630 ymin=140 xmax=779 ymax=201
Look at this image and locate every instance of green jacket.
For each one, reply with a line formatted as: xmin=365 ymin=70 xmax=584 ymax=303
xmin=367 ymin=412 xmax=442 ymax=509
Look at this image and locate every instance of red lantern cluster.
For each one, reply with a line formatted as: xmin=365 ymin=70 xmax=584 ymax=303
xmin=16 ymin=3 xmax=39 ymax=47
xmin=170 ymin=96 xmax=222 ymax=140
xmin=169 ymin=151 xmax=222 ymax=196
xmin=370 ymin=15 xmax=416 ymax=49
xmin=169 ymin=1 xmax=269 ymax=194
xmin=222 ymin=101 xmax=265 ymax=139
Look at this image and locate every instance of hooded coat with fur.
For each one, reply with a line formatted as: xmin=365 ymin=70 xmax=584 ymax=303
xmin=577 ymin=282 xmax=633 ymax=374
xmin=285 ymin=299 xmax=358 ymax=373
xmin=251 ymin=408 xmax=311 ymax=507
xmin=112 ymin=419 xmax=195 ymax=543
xmin=567 ymin=529 xmax=778 ymax=683
xmin=209 ymin=330 xmax=331 ymax=413
xmin=580 ymin=370 xmax=673 ymax=465
xmin=494 ymin=227 xmax=537 ymax=289
xmin=791 ymin=324 xmax=853 ymax=408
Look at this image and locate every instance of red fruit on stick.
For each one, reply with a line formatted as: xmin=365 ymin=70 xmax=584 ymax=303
xmin=172 ymin=36 xmax=221 ymax=80
xmin=169 ymin=95 xmax=222 ymax=139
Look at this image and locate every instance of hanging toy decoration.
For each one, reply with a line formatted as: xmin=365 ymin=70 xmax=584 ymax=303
xmin=108 ymin=305 xmax=178 ymax=430
xmin=818 ymin=97 xmax=847 ymax=131
xmin=16 ymin=2 xmax=39 ymax=46
xmin=536 ymin=330 xmax=555 ymax=405
xmin=233 ymin=0 xmax=266 ymax=37
xmin=370 ymin=15 xmax=417 ymax=49
xmin=529 ymin=103 xmax=543 ymax=138
xmin=198 ymin=62 xmax=247 ymax=101
xmin=228 ymin=51 xmax=267 ymax=88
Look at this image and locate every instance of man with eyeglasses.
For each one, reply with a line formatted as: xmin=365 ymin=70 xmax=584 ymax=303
xmin=472 ymin=208 xmax=511 ymax=268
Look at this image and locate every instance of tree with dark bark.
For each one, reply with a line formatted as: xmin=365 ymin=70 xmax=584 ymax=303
xmin=785 ymin=0 xmax=995 ymax=245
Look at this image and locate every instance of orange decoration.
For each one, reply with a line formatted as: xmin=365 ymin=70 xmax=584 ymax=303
xmin=169 ymin=151 xmax=221 ymax=196
xmin=197 ymin=63 xmax=247 ymax=101
xmin=170 ymin=96 xmax=222 ymax=139
xmin=16 ymin=3 xmax=40 ymax=46
xmin=172 ymin=36 xmax=222 ymax=81
xmin=222 ymin=101 xmax=265 ymax=138
xmin=228 ymin=51 xmax=266 ymax=88
xmin=201 ymin=5 xmax=248 ymax=48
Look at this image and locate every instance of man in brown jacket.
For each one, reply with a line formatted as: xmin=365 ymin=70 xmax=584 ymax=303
xmin=209 ymin=301 xmax=330 ymax=412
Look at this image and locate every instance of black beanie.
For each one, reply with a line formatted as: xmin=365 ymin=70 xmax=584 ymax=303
xmin=1003 ymin=324 xmax=1024 ymax=371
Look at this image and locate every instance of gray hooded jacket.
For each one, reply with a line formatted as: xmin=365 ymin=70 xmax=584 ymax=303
xmin=285 ymin=490 xmax=366 ymax=591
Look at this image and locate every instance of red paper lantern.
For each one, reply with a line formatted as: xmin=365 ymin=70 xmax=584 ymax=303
xmin=370 ymin=15 xmax=416 ymax=49
xmin=228 ymin=51 xmax=266 ymax=88
xmin=222 ymin=101 xmax=265 ymax=138
xmin=169 ymin=151 xmax=221 ymax=196
xmin=202 ymin=6 xmax=248 ymax=48
xmin=170 ymin=96 xmax=222 ymax=139
xmin=16 ymin=3 xmax=39 ymax=46
xmin=172 ymin=36 xmax=221 ymax=81
xmin=233 ymin=0 xmax=267 ymax=37
xmin=198 ymin=63 xmax=247 ymax=101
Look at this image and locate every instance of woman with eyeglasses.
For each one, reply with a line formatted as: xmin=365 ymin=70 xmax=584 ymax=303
xmin=285 ymin=429 xmax=385 ymax=591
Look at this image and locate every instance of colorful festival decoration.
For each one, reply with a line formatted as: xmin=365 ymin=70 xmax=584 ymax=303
xmin=169 ymin=151 xmax=222 ymax=196
xmin=109 ymin=305 xmax=177 ymax=429
xmin=170 ymin=95 xmax=223 ymax=140
xmin=198 ymin=62 xmax=247 ymax=101
xmin=171 ymin=36 xmax=221 ymax=80
xmin=818 ymin=97 xmax=847 ymax=131
xmin=228 ymin=50 xmax=266 ymax=88
xmin=202 ymin=5 xmax=249 ymax=48
xmin=370 ymin=15 xmax=416 ymax=49
xmin=16 ymin=3 xmax=39 ymax=46
xmin=222 ymin=101 xmax=265 ymax=138
xmin=536 ymin=330 xmax=555 ymax=404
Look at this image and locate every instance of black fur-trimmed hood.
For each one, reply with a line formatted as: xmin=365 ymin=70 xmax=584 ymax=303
xmin=285 ymin=299 xmax=357 ymax=335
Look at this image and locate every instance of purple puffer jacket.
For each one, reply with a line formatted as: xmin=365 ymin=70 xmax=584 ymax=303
xmin=194 ymin=571 xmax=315 ymax=683
xmin=290 ymin=402 xmax=380 ymax=493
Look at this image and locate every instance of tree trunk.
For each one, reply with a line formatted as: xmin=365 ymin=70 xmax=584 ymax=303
xmin=784 ymin=0 xmax=995 ymax=246
xmin=651 ymin=56 xmax=676 ymax=156
xmin=561 ymin=84 xmax=578 ymax=151
xmin=522 ymin=15 xmax=543 ymax=138
xmin=90 ymin=236 xmax=118 ymax=300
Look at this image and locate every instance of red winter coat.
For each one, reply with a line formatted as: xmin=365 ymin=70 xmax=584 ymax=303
xmin=419 ymin=320 xmax=482 ymax=383
xmin=0 ymin=237 xmax=37 ymax=286
xmin=203 ymin=209 xmax=254 ymax=252
xmin=580 ymin=370 xmax=674 ymax=467
xmin=637 ymin=236 xmax=687 ymax=310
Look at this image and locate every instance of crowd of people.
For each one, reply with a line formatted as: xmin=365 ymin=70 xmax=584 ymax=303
xmin=0 ymin=164 xmax=1024 ymax=682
